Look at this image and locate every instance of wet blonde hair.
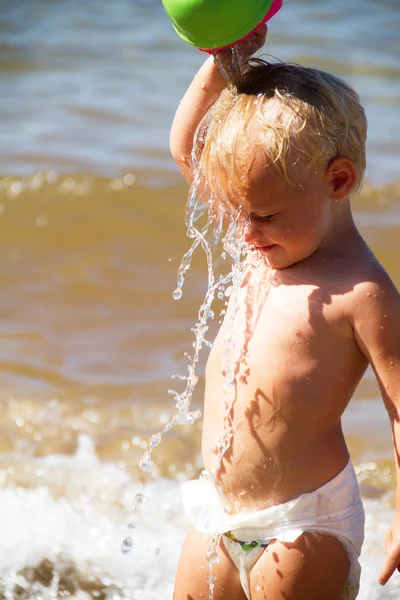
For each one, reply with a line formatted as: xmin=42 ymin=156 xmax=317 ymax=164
xmin=196 ymin=59 xmax=367 ymax=205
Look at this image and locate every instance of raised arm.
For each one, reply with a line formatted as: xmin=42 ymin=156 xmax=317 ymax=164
xmin=351 ymin=271 xmax=400 ymax=586
xmin=170 ymin=56 xmax=226 ymax=184
xmin=170 ymin=27 xmax=268 ymax=184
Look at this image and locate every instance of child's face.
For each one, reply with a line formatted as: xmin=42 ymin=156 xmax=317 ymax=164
xmin=233 ymin=152 xmax=333 ymax=270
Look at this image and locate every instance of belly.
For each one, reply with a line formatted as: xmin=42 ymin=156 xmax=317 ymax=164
xmin=202 ymin=408 xmax=348 ymax=512
xmin=201 ymin=343 xmax=361 ymax=512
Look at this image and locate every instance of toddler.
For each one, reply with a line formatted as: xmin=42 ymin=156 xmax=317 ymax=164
xmin=170 ymin=33 xmax=400 ymax=600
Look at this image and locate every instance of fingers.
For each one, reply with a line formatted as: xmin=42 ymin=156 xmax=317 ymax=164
xmin=379 ymin=548 xmax=400 ymax=586
xmin=254 ymin=24 xmax=268 ymax=48
xmin=213 ymin=23 xmax=268 ymax=76
xmin=247 ymin=25 xmax=268 ymax=54
xmin=232 ymin=25 xmax=268 ymax=59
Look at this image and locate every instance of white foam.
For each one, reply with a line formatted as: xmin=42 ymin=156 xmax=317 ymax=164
xmin=1 ymin=437 xmax=399 ymax=598
xmin=359 ymin=499 xmax=400 ymax=599
xmin=0 ymin=436 xmax=187 ymax=598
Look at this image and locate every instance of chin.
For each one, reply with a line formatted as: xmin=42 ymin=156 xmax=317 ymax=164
xmin=265 ymin=258 xmax=292 ymax=270
xmin=266 ymin=254 xmax=308 ymax=270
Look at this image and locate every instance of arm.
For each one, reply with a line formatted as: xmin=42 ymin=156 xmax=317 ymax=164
xmin=170 ymin=27 xmax=268 ymax=184
xmin=170 ymin=56 xmax=226 ymax=184
xmin=351 ymin=272 xmax=400 ymax=585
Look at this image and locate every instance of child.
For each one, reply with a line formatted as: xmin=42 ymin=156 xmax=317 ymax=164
xmin=170 ymin=31 xmax=400 ymax=600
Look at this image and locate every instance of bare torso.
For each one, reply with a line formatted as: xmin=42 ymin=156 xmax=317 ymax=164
xmin=202 ymin=243 xmax=377 ymax=513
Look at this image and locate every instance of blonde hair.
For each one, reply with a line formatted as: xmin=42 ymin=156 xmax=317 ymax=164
xmin=196 ymin=59 xmax=367 ymax=204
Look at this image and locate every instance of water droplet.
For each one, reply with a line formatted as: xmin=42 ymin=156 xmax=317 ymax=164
xmin=128 ymin=522 xmax=135 ymax=529
xmin=218 ymin=292 xmax=224 ymax=300
xmin=173 ymin=288 xmax=183 ymax=300
xmin=206 ymin=552 xmax=220 ymax=565
xmin=149 ymin=432 xmax=161 ymax=448
xmin=135 ymin=493 xmax=145 ymax=505
xmin=121 ymin=536 xmax=133 ymax=554
xmin=255 ymin=584 xmax=261 ymax=591
xmin=139 ymin=458 xmax=152 ymax=472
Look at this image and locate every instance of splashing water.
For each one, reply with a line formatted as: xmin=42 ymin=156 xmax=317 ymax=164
xmin=121 ymin=537 xmax=133 ymax=554
xmin=140 ymin=170 xmax=244 ymax=477
xmin=206 ymin=534 xmax=222 ymax=600
xmin=121 ymin=488 xmax=146 ymax=554
xmin=136 ymin=46 xmax=252 ymax=598
xmin=212 ymin=45 xmax=249 ymax=84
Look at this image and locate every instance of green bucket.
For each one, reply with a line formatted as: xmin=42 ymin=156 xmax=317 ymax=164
xmin=162 ymin=0 xmax=281 ymax=50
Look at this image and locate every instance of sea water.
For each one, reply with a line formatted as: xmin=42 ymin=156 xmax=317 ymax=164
xmin=1 ymin=1 xmax=400 ymax=598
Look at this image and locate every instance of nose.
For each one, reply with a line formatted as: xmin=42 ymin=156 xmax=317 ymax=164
xmin=244 ymin=221 xmax=262 ymax=244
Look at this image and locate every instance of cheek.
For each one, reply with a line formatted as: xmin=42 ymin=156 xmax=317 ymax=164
xmin=276 ymin=217 xmax=317 ymax=248
xmin=274 ymin=217 xmax=304 ymax=240
xmin=288 ymin=207 xmax=323 ymax=233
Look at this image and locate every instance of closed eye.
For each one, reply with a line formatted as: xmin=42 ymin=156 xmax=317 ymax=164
xmin=252 ymin=214 xmax=275 ymax=223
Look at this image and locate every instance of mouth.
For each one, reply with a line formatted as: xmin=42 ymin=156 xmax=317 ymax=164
xmin=255 ymin=244 xmax=277 ymax=253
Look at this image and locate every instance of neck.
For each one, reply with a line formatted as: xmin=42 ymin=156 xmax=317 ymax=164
xmin=319 ymin=198 xmax=362 ymax=254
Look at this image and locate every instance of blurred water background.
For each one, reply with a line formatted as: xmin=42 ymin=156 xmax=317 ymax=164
xmin=1 ymin=0 xmax=400 ymax=598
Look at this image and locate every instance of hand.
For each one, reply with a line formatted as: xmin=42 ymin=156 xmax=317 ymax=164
xmin=237 ymin=24 xmax=268 ymax=58
xmin=213 ymin=26 xmax=268 ymax=83
xmin=215 ymin=25 xmax=267 ymax=61
xmin=379 ymin=515 xmax=400 ymax=585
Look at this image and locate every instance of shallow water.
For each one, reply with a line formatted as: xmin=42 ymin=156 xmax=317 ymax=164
xmin=1 ymin=0 xmax=400 ymax=597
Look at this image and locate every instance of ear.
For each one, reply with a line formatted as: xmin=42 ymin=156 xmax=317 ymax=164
xmin=324 ymin=157 xmax=358 ymax=201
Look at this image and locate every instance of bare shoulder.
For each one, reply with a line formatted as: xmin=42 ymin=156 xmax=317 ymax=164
xmin=347 ymin=253 xmax=400 ymax=321
xmin=344 ymin=252 xmax=400 ymax=361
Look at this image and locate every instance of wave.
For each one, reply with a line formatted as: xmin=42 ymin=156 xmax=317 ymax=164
xmin=0 ymin=436 xmax=399 ymax=599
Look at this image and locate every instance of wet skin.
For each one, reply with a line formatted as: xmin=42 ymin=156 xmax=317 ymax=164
xmin=203 ymin=247 xmax=369 ymax=511
xmin=201 ymin=158 xmax=390 ymax=512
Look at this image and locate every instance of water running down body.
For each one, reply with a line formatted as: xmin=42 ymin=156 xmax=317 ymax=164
xmin=138 ymin=43 xmax=263 ymax=481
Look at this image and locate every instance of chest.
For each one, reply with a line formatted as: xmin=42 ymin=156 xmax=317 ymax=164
xmin=207 ymin=280 xmax=352 ymax=378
